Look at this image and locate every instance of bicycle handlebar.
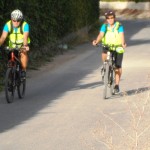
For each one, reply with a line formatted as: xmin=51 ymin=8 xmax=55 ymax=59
xmin=4 ymin=46 xmax=26 ymax=53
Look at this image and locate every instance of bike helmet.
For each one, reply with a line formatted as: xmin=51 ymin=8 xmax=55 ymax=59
xmin=104 ymin=10 xmax=115 ymax=18
xmin=11 ymin=9 xmax=23 ymax=21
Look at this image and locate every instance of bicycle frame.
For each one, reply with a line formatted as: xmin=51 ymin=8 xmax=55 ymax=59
xmin=5 ymin=47 xmax=26 ymax=103
xmin=7 ymin=49 xmax=21 ymax=68
xmin=102 ymin=45 xmax=117 ymax=99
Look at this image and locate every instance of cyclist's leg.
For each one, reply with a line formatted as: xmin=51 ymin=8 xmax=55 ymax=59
xmin=114 ymin=53 xmax=123 ymax=92
xmin=20 ymin=51 xmax=28 ymax=70
xmin=20 ymin=51 xmax=28 ymax=78
xmin=115 ymin=68 xmax=122 ymax=85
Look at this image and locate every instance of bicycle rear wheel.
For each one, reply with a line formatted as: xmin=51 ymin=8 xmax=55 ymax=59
xmin=103 ymin=62 xmax=109 ymax=99
xmin=5 ymin=68 xmax=15 ymax=103
xmin=17 ymin=71 xmax=26 ymax=99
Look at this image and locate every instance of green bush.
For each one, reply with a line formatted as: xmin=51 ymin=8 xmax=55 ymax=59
xmin=0 ymin=0 xmax=99 ymax=49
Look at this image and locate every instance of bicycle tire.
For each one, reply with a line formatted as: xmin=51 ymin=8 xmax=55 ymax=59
xmin=110 ymin=69 xmax=115 ymax=96
xmin=17 ymin=77 xmax=26 ymax=99
xmin=5 ymin=68 xmax=15 ymax=103
xmin=103 ymin=62 xmax=109 ymax=99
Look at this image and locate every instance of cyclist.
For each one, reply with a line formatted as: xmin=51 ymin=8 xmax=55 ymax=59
xmin=92 ymin=10 xmax=126 ymax=94
xmin=0 ymin=9 xmax=30 ymax=78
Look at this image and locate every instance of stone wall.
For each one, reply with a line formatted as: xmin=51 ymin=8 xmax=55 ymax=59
xmin=100 ymin=2 xmax=150 ymax=10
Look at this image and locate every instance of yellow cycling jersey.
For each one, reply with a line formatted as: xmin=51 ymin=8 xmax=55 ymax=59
xmin=6 ymin=20 xmax=30 ymax=48
xmin=102 ymin=21 xmax=122 ymax=47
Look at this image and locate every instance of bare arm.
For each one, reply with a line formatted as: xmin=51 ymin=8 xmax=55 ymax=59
xmin=23 ymin=32 xmax=30 ymax=51
xmin=0 ymin=31 xmax=8 ymax=46
xmin=119 ymin=32 xmax=127 ymax=48
xmin=92 ymin=32 xmax=105 ymax=46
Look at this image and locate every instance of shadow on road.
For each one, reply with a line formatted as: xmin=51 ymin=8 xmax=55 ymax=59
xmin=107 ymin=86 xmax=150 ymax=100
xmin=0 ymin=19 xmax=149 ymax=134
xmin=121 ymin=86 xmax=150 ymax=96
xmin=73 ymin=81 xmax=103 ymax=90
xmin=0 ymin=43 xmax=102 ymax=133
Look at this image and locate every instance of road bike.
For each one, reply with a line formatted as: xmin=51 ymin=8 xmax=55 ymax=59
xmin=101 ymin=45 xmax=117 ymax=99
xmin=4 ymin=47 xmax=26 ymax=103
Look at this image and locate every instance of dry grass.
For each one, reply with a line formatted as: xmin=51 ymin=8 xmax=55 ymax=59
xmin=89 ymin=91 xmax=150 ymax=150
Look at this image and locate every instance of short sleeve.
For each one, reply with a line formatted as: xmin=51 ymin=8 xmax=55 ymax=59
xmin=23 ymin=23 xmax=29 ymax=32
xmin=3 ymin=24 xmax=9 ymax=32
xmin=100 ymin=24 xmax=107 ymax=33
xmin=118 ymin=25 xmax=124 ymax=33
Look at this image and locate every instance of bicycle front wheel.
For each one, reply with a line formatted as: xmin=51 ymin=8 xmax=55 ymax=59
xmin=103 ymin=63 xmax=109 ymax=99
xmin=110 ymin=69 xmax=115 ymax=96
xmin=5 ymin=68 xmax=15 ymax=103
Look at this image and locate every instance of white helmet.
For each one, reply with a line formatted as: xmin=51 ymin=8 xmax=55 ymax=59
xmin=11 ymin=9 xmax=23 ymax=21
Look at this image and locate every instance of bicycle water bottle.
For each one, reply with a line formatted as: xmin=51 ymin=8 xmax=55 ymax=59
xmin=107 ymin=51 xmax=110 ymax=60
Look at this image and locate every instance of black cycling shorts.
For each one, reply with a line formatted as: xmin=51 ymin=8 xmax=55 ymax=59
xmin=102 ymin=46 xmax=123 ymax=69
xmin=114 ymin=52 xmax=123 ymax=68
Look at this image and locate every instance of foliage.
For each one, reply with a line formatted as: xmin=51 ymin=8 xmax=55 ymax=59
xmin=0 ymin=0 xmax=99 ymax=49
xmin=100 ymin=0 xmax=149 ymax=2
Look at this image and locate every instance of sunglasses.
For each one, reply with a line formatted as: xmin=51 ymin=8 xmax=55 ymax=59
xmin=106 ymin=17 xmax=114 ymax=20
xmin=12 ymin=20 xmax=21 ymax=22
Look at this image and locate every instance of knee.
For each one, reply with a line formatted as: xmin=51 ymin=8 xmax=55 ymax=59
xmin=115 ymin=68 xmax=122 ymax=74
xmin=115 ymin=69 xmax=119 ymax=74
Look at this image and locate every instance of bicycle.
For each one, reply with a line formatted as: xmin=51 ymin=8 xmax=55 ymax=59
xmin=4 ymin=47 xmax=26 ymax=103
xmin=101 ymin=45 xmax=118 ymax=99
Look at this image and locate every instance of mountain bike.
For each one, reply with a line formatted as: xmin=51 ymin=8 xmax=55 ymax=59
xmin=101 ymin=45 xmax=117 ymax=99
xmin=4 ymin=47 xmax=26 ymax=103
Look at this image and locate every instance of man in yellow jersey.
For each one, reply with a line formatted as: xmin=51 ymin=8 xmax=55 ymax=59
xmin=0 ymin=9 xmax=30 ymax=78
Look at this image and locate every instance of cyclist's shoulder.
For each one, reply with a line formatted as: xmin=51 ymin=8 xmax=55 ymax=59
xmin=22 ymin=20 xmax=29 ymax=25
xmin=100 ymin=23 xmax=108 ymax=32
xmin=21 ymin=20 xmax=29 ymax=32
xmin=3 ymin=20 xmax=11 ymax=32
xmin=114 ymin=21 xmax=124 ymax=32
xmin=22 ymin=20 xmax=29 ymax=28
xmin=115 ymin=21 xmax=124 ymax=27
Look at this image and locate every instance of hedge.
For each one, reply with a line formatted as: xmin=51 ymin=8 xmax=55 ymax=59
xmin=0 ymin=0 xmax=99 ymax=50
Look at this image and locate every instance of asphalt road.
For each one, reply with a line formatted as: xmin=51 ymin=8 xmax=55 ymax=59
xmin=0 ymin=19 xmax=150 ymax=150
